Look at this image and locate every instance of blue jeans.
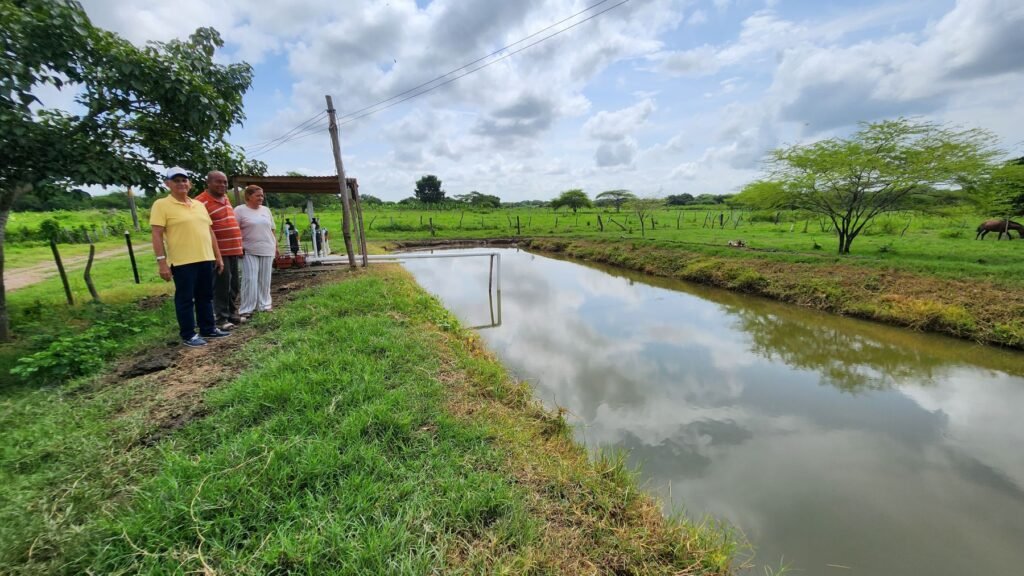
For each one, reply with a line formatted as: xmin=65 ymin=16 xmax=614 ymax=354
xmin=171 ymin=261 xmax=216 ymax=341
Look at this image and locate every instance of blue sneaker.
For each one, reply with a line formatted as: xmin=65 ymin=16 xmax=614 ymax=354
xmin=183 ymin=335 xmax=207 ymax=347
xmin=200 ymin=327 xmax=231 ymax=339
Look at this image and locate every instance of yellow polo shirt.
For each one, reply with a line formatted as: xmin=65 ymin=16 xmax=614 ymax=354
xmin=150 ymin=195 xmax=215 ymax=266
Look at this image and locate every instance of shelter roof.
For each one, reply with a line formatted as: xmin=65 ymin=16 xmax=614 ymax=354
xmin=232 ymin=175 xmax=358 ymax=195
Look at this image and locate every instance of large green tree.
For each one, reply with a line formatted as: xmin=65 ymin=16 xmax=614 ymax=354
xmin=414 ymin=174 xmax=446 ymax=203
xmin=551 ymin=189 xmax=591 ymax=213
xmin=742 ymin=118 xmax=999 ymax=254
xmin=0 ymin=0 xmax=257 ymax=340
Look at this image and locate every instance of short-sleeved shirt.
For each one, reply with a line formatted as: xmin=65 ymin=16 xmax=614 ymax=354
xmin=195 ymin=191 xmax=243 ymax=256
xmin=150 ymin=195 xmax=215 ymax=266
xmin=234 ymin=204 xmax=278 ymax=257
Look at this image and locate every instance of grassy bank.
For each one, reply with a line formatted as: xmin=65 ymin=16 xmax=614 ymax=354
xmin=1 ymin=266 xmax=737 ymax=574
xmin=523 ymin=237 xmax=1024 ymax=349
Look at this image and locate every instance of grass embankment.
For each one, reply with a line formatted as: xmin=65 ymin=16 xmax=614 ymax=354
xmin=523 ymin=237 xmax=1024 ymax=349
xmin=1 ymin=266 xmax=736 ymax=574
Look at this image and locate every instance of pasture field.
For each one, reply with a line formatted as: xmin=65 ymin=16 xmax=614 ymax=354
xmin=283 ymin=206 xmax=1024 ymax=288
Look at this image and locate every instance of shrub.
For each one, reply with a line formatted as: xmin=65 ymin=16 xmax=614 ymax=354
xmin=10 ymin=319 xmax=143 ymax=385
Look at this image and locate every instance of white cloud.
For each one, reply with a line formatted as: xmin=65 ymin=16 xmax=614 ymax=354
xmin=72 ymin=0 xmax=1024 ymax=200
xmin=583 ymin=98 xmax=656 ymax=141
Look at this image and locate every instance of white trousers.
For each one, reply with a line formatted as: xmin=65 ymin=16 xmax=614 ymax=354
xmin=240 ymin=254 xmax=274 ymax=314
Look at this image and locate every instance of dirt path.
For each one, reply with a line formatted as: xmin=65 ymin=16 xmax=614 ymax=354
xmin=111 ymin=268 xmax=352 ymax=440
xmin=4 ymin=245 xmax=151 ymax=291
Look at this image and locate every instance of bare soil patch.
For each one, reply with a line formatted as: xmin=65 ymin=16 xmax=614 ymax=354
xmin=108 ymin=266 xmax=354 ymax=438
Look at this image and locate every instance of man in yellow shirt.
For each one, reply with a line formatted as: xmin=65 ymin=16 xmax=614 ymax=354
xmin=150 ymin=167 xmax=230 ymax=347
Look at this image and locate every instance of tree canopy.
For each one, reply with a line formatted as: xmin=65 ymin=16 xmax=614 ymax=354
xmin=664 ymin=193 xmax=695 ymax=206
xmin=454 ymin=191 xmax=500 ymax=208
xmin=551 ymin=189 xmax=591 ymax=213
xmin=594 ymin=189 xmax=635 ymax=212
xmin=739 ymin=118 xmax=1000 ymax=254
xmin=0 ymin=0 xmax=257 ymax=339
xmin=414 ymin=175 xmax=446 ymax=203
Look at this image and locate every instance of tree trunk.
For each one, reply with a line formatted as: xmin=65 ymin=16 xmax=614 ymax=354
xmin=0 ymin=205 xmax=11 ymax=341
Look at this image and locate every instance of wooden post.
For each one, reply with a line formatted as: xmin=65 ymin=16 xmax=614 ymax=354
xmin=429 ymin=218 xmax=435 ymax=237
xmin=516 ymin=215 xmax=521 ymax=236
xmin=351 ymin=181 xmax=369 ymax=266
xmin=232 ymin=185 xmax=241 ymax=206
xmin=127 ymin=187 xmax=141 ymax=232
xmin=325 ymin=95 xmax=357 ymax=268
xmin=125 ymin=231 xmax=140 ymax=284
xmin=50 ymin=240 xmax=73 ymax=305
xmin=83 ymin=234 xmax=100 ymax=303
xmin=597 ymin=214 xmax=604 ymax=232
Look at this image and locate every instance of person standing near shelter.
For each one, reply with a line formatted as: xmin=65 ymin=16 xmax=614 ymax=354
xmin=195 ymin=171 xmax=243 ymax=329
xmin=235 ymin=185 xmax=278 ymax=317
xmin=151 ymin=167 xmax=231 ymax=347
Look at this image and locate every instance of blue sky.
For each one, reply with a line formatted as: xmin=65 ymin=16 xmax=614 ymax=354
xmin=74 ymin=0 xmax=1024 ymax=202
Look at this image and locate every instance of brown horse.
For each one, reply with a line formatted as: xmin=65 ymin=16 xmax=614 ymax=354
xmin=976 ymin=219 xmax=1024 ymax=240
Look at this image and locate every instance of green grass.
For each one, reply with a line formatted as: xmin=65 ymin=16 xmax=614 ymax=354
xmin=0 ymin=267 xmax=737 ymax=575
xmin=10 ymin=206 xmax=1021 ymax=286
xmin=282 ymin=206 xmax=1024 ymax=288
xmin=0 ymin=248 xmax=172 ymax=387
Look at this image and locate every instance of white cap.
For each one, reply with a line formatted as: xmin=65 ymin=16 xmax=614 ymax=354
xmin=164 ymin=166 xmax=190 ymax=180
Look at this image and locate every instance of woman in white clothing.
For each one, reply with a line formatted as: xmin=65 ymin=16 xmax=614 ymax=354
xmin=234 ymin=185 xmax=278 ymax=317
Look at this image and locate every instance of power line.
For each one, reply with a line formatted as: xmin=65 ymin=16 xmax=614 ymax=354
xmin=240 ymin=111 xmax=326 ymax=154
xmin=335 ymin=0 xmax=616 ymax=123
xmin=244 ymin=0 xmax=633 ymax=155
xmin=247 ymin=120 xmax=330 ymax=158
xmin=338 ymin=0 xmax=634 ymax=127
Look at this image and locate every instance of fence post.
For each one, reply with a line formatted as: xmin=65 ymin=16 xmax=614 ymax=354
xmin=50 ymin=240 xmax=74 ymax=306
xmin=125 ymin=231 xmax=140 ymax=284
xmin=83 ymin=233 xmax=100 ymax=303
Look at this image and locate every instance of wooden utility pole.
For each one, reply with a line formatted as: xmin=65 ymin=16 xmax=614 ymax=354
xmin=325 ymin=95 xmax=356 ymax=268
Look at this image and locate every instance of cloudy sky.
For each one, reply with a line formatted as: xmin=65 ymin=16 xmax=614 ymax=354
xmin=75 ymin=0 xmax=1024 ymax=202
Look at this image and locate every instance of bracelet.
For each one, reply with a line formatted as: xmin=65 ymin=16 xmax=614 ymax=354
xmin=156 ymin=255 xmax=167 ymax=261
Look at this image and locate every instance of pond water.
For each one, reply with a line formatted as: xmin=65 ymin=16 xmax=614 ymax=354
xmin=401 ymin=248 xmax=1024 ymax=575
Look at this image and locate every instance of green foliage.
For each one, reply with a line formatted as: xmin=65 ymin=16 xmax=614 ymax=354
xmin=972 ymin=159 xmax=1024 ymax=216
xmin=665 ymin=193 xmax=695 ymax=206
xmin=10 ymin=316 xmax=145 ymax=385
xmin=37 ymin=218 xmax=61 ymax=242
xmin=551 ymin=189 xmax=591 ymax=213
xmin=1 ymin=0 xmax=258 ymax=339
xmin=755 ymin=117 xmax=1000 ymax=254
xmin=414 ymin=174 xmax=446 ymax=203
xmin=594 ymin=189 xmax=635 ymax=211
xmin=454 ymin=190 xmax=501 ymax=208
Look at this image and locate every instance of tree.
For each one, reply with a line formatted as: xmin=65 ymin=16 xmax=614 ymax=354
xmin=551 ymin=189 xmax=591 ymax=213
xmin=750 ymin=118 xmax=999 ymax=254
xmin=629 ymin=196 xmax=663 ymax=237
xmin=665 ymin=193 xmax=695 ymax=206
xmin=454 ymin=191 xmax=500 ymax=208
xmin=594 ymin=189 xmax=635 ymax=212
xmin=974 ymin=158 xmax=1024 ymax=216
xmin=1 ymin=0 xmax=255 ymax=340
xmin=693 ymin=193 xmax=725 ymax=205
xmin=360 ymin=194 xmax=384 ymax=206
xmin=414 ymin=174 xmax=446 ymax=203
